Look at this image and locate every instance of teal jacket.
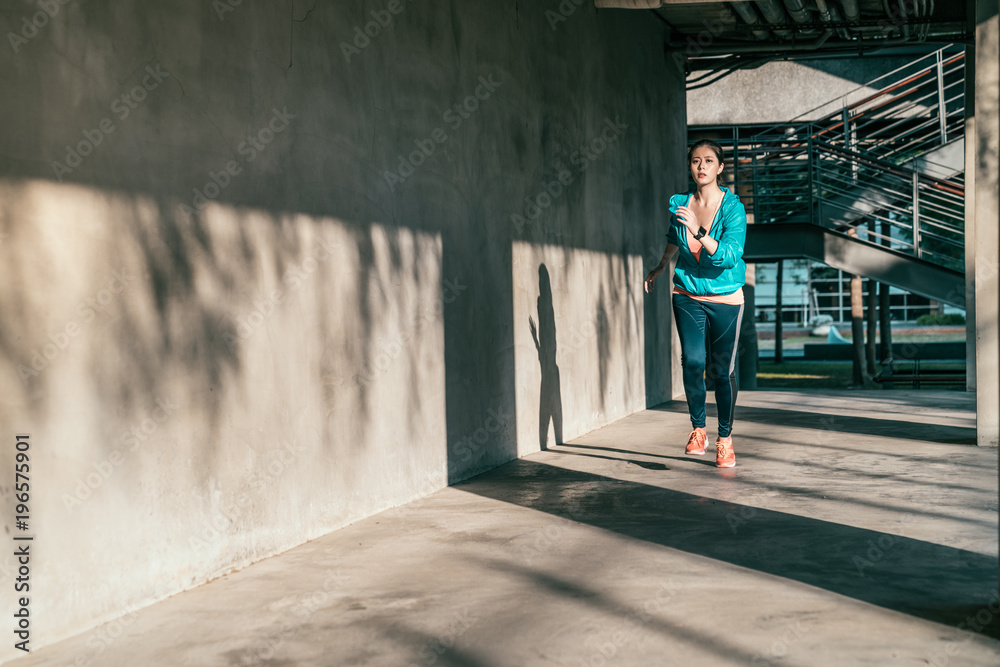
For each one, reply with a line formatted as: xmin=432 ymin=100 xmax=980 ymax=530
xmin=666 ymin=187 xmax=747 ymax=296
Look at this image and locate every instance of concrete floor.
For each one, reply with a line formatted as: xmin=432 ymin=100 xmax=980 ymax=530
xmin=15 ymin=390 xmax=1000 ymax=666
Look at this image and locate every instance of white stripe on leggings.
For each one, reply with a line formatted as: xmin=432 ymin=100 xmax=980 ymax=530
xmin=727 ymin=303 xmax=745 ymax=376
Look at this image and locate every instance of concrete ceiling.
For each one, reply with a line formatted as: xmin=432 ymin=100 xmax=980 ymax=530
xmin=596 ymin=0 xmax=971 ymax=71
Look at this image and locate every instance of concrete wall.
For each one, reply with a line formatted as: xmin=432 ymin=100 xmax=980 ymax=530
xmin=974 ymin=0 xmax=1000 ymax=448
xmin=0 ymin=0 xmax=685 ymax=659
xmin=687 ymin=56 xmax=922 ymax=126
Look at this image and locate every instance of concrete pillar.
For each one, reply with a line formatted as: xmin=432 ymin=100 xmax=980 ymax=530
xmin=880 ymin=219 xmax=894 ymax=376
xmin=850 ymin=272 xmax=868 ymax=386
xmin=866 ymin=278 xmax=877 ymax=376
xmin=738 ymin=263 xmax=758 ymax=390
xmin=846 ymin=228 xmax=868 ymax=386
xmin=975 ymin=0 xmax=999 ymax=448
xmin=965 ymin=43 xmax=978 ymax=393
xmin=775 ymin=260 xmax=784 ymax=364
xmin=737 ymin=174 xmax=758 ymax=390
xmin=879 ymin=282 xmax=894 ymax=389
xmin=670 ymin=269 xmax=685 ymax=400
xmin=980 ymin=0 xmax=1000 ymax=613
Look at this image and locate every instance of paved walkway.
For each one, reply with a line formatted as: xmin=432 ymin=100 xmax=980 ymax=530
xmin=13 ymin=390 xmax=1000 ymax=666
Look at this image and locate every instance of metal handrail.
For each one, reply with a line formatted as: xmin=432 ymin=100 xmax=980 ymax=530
xmin=691 ymin=45 xmax=968 ymax=275
xmin=714 ymin=138 xmax=965 ymax=271
xmin=754 ymin=47 xmax=964 ymax=144
xmin=753 ymin=48 xmax=964 ymax=135
xmin=752 ymin=45 xmax=966 ymax=169
xmin=811 ymin=139 xmax=963 ymax=190
xmin=836 ymin=52 xmax=963 ymax=120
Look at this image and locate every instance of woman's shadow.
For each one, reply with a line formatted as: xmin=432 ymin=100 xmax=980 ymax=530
xmin=529 ymin=264 xmax=563 ymax=450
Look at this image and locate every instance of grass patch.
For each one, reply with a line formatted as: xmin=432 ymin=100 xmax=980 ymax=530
xmin=754 ymin=361 xmax=966 ymax=389
xmin=756 ymin=361 xmax=853 ymax=389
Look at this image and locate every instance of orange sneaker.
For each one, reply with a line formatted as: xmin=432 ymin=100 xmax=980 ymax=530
xmin=715 ymin=436 xmax=736 ymax=468
xmin=685 ymin=427 xmax=708 ymax=456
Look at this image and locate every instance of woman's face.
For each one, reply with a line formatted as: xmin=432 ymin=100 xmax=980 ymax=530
xmin=690 ymin=146 xmax=723 ymax=187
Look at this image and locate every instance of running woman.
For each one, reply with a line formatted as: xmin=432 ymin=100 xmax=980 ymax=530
xmin=643 ymin=139 xmax=748 ymax=468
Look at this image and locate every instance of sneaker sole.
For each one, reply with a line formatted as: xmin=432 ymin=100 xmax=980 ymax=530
xmin=685 ymin=449 xmax=707 ymax=456
xmin=716 ymin=460 xmax=736 ymax=468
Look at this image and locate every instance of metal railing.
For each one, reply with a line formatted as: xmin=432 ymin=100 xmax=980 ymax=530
xmin=811 ymin=140 xmax=964 ymax=269
xmin=754 ymin=45 xmax=966 ymax=167
xmin=731 ymin=137 xmax=964 ymax=270
xmin=691 ymin=45 xmax=967 ymax=273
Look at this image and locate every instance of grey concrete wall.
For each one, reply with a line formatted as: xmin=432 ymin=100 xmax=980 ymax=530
xmin=975 ymin=0 xmax=1000 ymax=449
xmin=0 ymin=0 xmax=685 ymax=658
xmin=687 ymin=56 xmax=923 ymax=126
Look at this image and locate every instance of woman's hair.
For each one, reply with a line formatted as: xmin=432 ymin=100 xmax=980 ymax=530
xmin=687 ymin=139 xmax=725 ymax=165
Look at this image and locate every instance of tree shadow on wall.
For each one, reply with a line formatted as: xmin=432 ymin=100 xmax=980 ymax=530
xmin=529 ymin=264 xmax=562 ymax=450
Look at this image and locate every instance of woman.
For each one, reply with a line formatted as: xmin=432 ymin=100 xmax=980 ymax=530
xmin=644 ymin=139 xmax=747 ymax=468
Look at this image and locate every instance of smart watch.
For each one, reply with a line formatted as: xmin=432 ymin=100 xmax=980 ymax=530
xmin=694 ymin=227 xmax=707 ymax=240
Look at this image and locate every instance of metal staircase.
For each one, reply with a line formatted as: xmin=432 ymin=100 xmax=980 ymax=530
xmin=692 ymin=45 xmax=968 ymax=307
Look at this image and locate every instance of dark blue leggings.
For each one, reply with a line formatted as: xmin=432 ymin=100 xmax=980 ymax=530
xmin=672 ymin=293 xmax=744 ymax=437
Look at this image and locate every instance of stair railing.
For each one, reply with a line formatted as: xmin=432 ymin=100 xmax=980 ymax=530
xmin=693 ymin=46 xmax=967 ymax=275
xmin=752 ymin=44 xmax=965 ymax=166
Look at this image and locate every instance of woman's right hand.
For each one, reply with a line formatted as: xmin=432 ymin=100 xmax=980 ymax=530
xmin=644 ymin=268 xmax=663 ymax=293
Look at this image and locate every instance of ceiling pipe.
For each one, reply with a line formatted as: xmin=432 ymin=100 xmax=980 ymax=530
xmin=594 ymin=0 xmax=663 ymax=7
xmin=716 ymin=4 xmax=747 ymax=34
xmin=753 ymin=0 xmax=793 ymax=38
xmin=782 ymin=0 xmax=823 ymax=36
xmin=672 ymin=31 xmax=926 ymax=56
xmin=880 ymin=0 xmax=908 ymax=38
xmin=815 ymin=0 xmax=852 ymax=39
xmin=826 ymin=4 xmax=855 ymax=39
xmin=672 ymin=28 xmax=834 ymax=55
xmin=912 ymin=0 xmax=931 ymax=41
xmin=839 ymin=0 xmax=861 ymax=22
xmin=754 ymin=0 xmax=789 ymax=24
xmin=898 ymin=0 xmax=911 ymax=39
xmin=730 ymin=2 xmax=771 ymax=40
xmin=814 ymin=0 xmax=833 ymax=22
xmin=782 ymin=0 xmax=811 ymax=23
